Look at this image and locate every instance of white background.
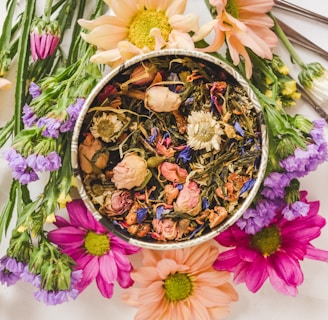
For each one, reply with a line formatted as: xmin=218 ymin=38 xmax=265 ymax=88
xmin=1 ymin=1 xmax=328 ymax=319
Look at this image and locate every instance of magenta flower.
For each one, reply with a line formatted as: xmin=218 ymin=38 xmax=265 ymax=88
xmin=48 ymin=199 xmax=140 ymax=298
xmin=30 ymin=19 xmax=61 ymax=61
xmin=214 ymin=191 xmax=328 ymax=296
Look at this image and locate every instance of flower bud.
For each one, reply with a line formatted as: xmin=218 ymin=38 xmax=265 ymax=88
xmin=111 ymin=152 xmax=148 ymax=190
xmin=30 ymin=18 xmax=61 ymax=61
xmin=145 ymin=86 xmax=181 ymax=112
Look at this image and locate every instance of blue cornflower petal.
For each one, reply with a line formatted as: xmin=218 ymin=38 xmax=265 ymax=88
xmin=137 ymin=208 xmax=148 ymax=223
xmin=234 ymin=121 xmax=244 ymax=136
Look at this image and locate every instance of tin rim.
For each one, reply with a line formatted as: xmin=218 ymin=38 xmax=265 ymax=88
xmin=71 ymin=49 xmax=268 ymax=250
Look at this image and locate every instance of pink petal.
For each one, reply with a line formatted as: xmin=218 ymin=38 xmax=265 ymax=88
xmin=67 ymin=199 xmax=102 ymax=231
xmin=214 ymin=249 xmax=241 ymax=271
xmin=267 ymin=263 xmax=298 ymax=296
xmin=305 ymin=244 xmax=328 ymax=261
xmin=47 ymin=227 xmax=85 ymax=248
xmin=98 ymin=253 xmax=118 ymax=283
xmin=77 ymin=257 xmax=99 ymax=292
xmin=245 ymin=255 xmax=268 ymax=292
xmin=96 ymin=274 xmax=114 ymax=298
xmin=116 ymin=269 xmax=134 ymax=288
xmin=30 ymin=33 xmax=38 ymax=61
xmin=268 ymin=251 xmax=303 ymax=286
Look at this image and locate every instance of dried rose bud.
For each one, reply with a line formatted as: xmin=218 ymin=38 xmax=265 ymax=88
xmin=111 ymin=152 xmax=148 ymax=190
xmin=160 ymin=162 xmax=188 ymax=184
xmin=145 ymin=86 xmax=181 ymax=112
xmin=30 ymin=19 xmax=61 ymax=61
xmin=152 ymin=218 xmax=178 ymax=241
xmin=78 ymin=134 xmax=109 ymax=174
xmin=103 ymin=190 xmax=134 ymax=217
xmin=174 ymin=181 xmax=202 ymax=216
xmin=130 ymin=62 xmax=157 ymax=86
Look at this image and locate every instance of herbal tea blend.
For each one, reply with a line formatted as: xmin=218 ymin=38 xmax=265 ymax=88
xmin=76 ymin=54 xmax=264 ymax=242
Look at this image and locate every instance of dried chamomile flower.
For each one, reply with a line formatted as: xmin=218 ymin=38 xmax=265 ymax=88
xmin=90 ymin=112 xmax=123 ymax=143
xmin=187 ymin=111 xmax=223 ymax=152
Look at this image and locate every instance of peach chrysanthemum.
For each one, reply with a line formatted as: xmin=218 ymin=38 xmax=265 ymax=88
xmin=0 ymin=77 xmax=12 ymax=90
xmin=195 ymin=0 xmax=278 ymax=78
xmin=121 ymin=241 xmax=238 ymax=320
xmin=78 ymin=0 xmax=200 ymax=67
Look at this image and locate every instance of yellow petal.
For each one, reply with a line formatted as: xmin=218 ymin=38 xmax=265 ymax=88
xmin=46 ymin=212 xmax=57 ymax=223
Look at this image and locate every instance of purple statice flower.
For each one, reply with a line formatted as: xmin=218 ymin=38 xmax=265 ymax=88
xmin=3 ymin=148 xmax=27 ymax=172
xmin=3 ymin=148 xmax=38 ymax=184
xmin=21 ymin=265 xmax=42 ymax=288
xmin=22 ymin=104 xmax=38 ymax=127
xmin=44 ymin=151 xmax=61 ymax=171
xmin=14 ymin=169 xmax=39 ymax=184
xmin=261 ymin=172 xmax=291 ymax=200
xmin=280 ymin=142 xmax=328 ymax=179
xmin=37 ymin=117 xmax=62 ymax=138
xmin=0 ymin=256 xmax=26 ymax=286
xmin=176 ymin=145 xmax=192 ymax=164
xmin=60 ymin=98 xmax=85 ymax=133
xmin=282 ymin=200 xmax=310 ymax=221
xmin=28 ymin=82 xmax=42 ymax=99
xmin=26 ymin=152 xmax=61 ymax=172
xmin=236 ymin=199 xmax=279 ymax=234
xmin=33 ymin=270 xmax=82 ymax=305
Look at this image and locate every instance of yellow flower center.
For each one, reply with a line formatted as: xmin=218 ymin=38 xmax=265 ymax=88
xmin=84 ymin=231 xmax=110 ymax=256
xmin=226 ymin=0 xmax=239 ymax=19
xmin=250 ymin=225 xmax=281 ymax=257
xmin=163 ymin=272 xmax=193 ymax=301
xmin=128 ymin=9 xmax=172 ymax=50
xmin=95 ymin=119 xmax=116 ymax=139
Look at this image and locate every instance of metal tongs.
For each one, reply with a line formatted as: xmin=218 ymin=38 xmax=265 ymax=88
xmin=274 ymin=0 xmax=328 ymax=25
xmin=274 ymin=0 xmax=328 ymax=121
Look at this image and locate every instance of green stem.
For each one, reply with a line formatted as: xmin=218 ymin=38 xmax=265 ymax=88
xmin=270 ymin=13 xmax=305 ymax=68
xmin=0 ymin=116 xmax=14 ymax=148
xmin=43 ymin=0 xmax=53 ymax=20
xmin=14 ymin=0 xmax=36 ymax=135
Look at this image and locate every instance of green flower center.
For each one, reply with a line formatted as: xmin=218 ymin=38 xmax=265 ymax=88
xmin=250 ymin=225 xmax=281 ymax=256
xmin=163 ymin=272 xmax=193 ymax=301
xmin=96 ymin=119 xmax=116 ymax=139
xmin=226 ymin=0 xmax=239 ymax=19
xmin=128 ymin=9 xmax=172 ymax=50
xmin=84 ymin=231 xmax=110 ymax=256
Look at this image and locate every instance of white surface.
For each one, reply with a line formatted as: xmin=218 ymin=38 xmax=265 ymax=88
xmin=1 ymin=1 xmax=328 ymax=319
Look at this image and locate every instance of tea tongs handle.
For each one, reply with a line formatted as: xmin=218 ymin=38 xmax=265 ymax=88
xmin=274 ymin=0 xmax=328 ymax=25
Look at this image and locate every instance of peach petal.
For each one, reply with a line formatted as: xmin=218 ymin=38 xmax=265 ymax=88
xmin=169 ymin=13 xmax=199 ymax=33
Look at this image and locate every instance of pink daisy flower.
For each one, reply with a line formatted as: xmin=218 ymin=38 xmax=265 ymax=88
xmin=214 ymin=191 xmax=328 ymax=296
xmin=121 ymin=240 xmax=238 ymax=320
xmin=48 ymin=199 xmax=140 ymax=298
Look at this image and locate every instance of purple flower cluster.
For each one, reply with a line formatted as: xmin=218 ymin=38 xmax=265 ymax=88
xmin=59 ymin=98 xmax=85 ymax=133
xmin=0 ymin=256 xmax=26 ymax=286
xmin=236 ymin=199 xmax=279 ymax=234
xmin=3 ymin=148 xmax=61 ymax=184
xmin=33 ymin=270 xmax=82 ymax=305
xmin=237 ymin=119 xmax=327 ymax=234
xmin=0 ymin=256 xmax=82 ymax=305
xmin=23 ymin=96 xmax=85 ymax=136
xmin=280 ymin=119 xmax=328 ymax=178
